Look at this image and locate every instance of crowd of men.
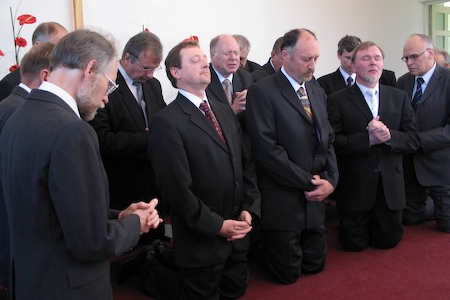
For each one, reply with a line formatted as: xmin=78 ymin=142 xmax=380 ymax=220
xmin=0 ymin=22 xmax=449 ymax=299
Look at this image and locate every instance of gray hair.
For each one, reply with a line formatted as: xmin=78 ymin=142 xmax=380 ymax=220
xmin=233 ymin=34 xmax=251 ymax=51
xmin=122 ymin=31 xmax=163 ymax=62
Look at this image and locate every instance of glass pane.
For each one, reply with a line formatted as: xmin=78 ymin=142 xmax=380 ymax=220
xmin=447 ymin=36 xmax=450 ymax=50
xmin=436 ymin=35 xmax=445 ymax=48
xmin=437 ymin=12 xmax=445 ymax=30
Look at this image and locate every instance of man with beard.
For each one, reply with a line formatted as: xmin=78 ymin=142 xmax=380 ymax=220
xmin=246 ymin=28 xmax=338 ymax=283
xmin=0 ymin=29 xmax=162 ymax=299
xmin=327 ymin=41 xmax=420 ymax=252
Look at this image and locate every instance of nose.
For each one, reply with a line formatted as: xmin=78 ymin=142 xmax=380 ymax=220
xmin=145 ymin=70 xmax=155 ymax=79
xmin=103 ymin=95 xmax=109 ymax=105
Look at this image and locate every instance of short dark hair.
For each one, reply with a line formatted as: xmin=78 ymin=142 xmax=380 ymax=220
xmin=281 ymin=28 xmax=317 ymax=55
xmin=20 ymin=42 xmax=54 ymax=77
xmin=32 ymin=22 xmax=67 ymax=44
xmin=337 ymin=35 xmax=362 ymax=55
xmin=351 ymin=41 xmax=385 ymax=63
xmin=272 ymin=37 xmax=284 ymax=54
xmin=165 ymin=40 xmax=200 ymax=88
xmin=122 ymin=31 xmax=163 ymax=63
xmin=50 ymin=29 xmax=116 ymax=74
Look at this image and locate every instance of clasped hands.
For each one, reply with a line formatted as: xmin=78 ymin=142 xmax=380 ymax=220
xmin=230 ymin=89 xmax=247 ymax=115
xmin=366 ymin=116 xmax=391 ymax=147
xmin=219 ymin=210 xmax=252 ymax=242
xmin=118 ymin=198 xmax=163 ymax=235
xmin=305 ymin=175 xmax=334 ymax=202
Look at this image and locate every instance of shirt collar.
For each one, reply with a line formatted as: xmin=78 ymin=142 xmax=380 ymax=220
xmin=179 ymin=89 xmax=208 ymax=109
xmin=281 ymin=66 xmax=304 ymax=92
xmin=38 ymin=81 xmax=80 ymax=118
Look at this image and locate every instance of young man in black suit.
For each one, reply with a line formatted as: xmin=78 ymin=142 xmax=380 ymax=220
xmin=327 ymin=41 xmax=420 ymax=251
xmin=246 ymin=28 xmax=338 ymax=283
xmin=127 ymin=40 xmax=260 ymax=299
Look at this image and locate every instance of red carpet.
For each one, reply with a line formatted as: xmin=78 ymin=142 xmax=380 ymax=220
xmin=2 ymin=204 xmax=449 ymax=299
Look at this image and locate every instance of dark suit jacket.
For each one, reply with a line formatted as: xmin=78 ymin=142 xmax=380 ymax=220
xmin=252 ymin=59 xmax=275 ymax=82
xmin=0 ymin=85 xmax=28 ymax=289
xmin=397 ymin=64 xmax=450 ymax=186
xmin=148 ymin=93 xmax=260 ymax=268
xmin=246 ymin=70 xmax=339 ymax=231
xmin=89 ymin=71 xmax=166 ymax=210
xmin=243 ymin=60 xmax=262 ymax=73
xmin=0 ymin=89 xmax=141 ymax=299
xmin=206 ymin=65 xmax=253 ymax=129
xmin=318 ymin=68 xmax=397 ymax=95
xmin=327 ymin=84 xmax=420 ymax=211
xmin=0 ymin=68 xmax=21 ymax=101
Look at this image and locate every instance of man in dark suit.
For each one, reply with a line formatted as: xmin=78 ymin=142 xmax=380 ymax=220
xmin=0 ymin=41 xmax=53 ymax=296
xmin=206 ymin=34 xmax=253 ymax=129
xmin=327 ymin=41 xmax=420 ymax=252
xmin=0 ymin=29 xmax=162 ymax=300
xmin=246 ymin=28 xmax=338 ymax=284
xmin=140 ymin=40 xmax=260 ymax=299
xmin=398 ymin=33 xmax=450 ymax=233
xmin=252 ymin=37 xmax=284 ymax=82
xmin=89 ymin=31 xmax=166 ymax=216
xmin=233 ymin=34 xmax=262 ymax=73
xmin=0 ymin=22 xmax=67 ymax=101
xmin=318 ymin=35 xmax=397 ymax=95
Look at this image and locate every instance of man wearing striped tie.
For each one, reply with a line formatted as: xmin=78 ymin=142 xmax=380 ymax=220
xmin=398 ymin=33 xmax=450 ymax=233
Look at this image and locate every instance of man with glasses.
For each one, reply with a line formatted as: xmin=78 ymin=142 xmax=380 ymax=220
xmin=397 ymin=33 xmax=450 ymax=233
xmin=89 ymin=31 xmax=167 ymax=243
xmin=206 ymin=34 xmax=253 ymax=129
xmin=0 ymin=29 xmax=162 ymax=299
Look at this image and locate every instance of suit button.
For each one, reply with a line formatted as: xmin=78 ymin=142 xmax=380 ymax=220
xmin=236 ymin=182 xmax=240 ymax=187
xmin=233 ymin=206 xmax=238 ymax=212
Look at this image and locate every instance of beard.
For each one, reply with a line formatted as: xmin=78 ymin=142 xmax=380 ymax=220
xmin=76 ymin=76 xmax=103 ymax=121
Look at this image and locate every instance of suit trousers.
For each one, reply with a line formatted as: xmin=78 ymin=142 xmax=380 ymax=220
xmin=338 ymin=176 xmax=404 ymax=252
xmin=142 ymin=248 xmax=249 ymax=300
xmin=403 ymin=155 xmax=450 ymax=232
xmin=261 ymin=226 xmax=327 ymax=284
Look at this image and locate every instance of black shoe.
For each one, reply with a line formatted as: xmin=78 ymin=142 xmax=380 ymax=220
xmin=152 ymin=239 xmax=178 ymax=271
xmin=118 ymin=245 xmax=156 ymax=284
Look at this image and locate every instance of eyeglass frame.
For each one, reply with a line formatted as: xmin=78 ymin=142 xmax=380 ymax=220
xmin=104 ymin=73 xmax=119 ymax=95
xmin=401 ymin=48 xmax=430 ymax=62
xmin=214 ymin=50 xmax=240 ymax=57
xmin=129 ymin=53 xmax=162 ymax=73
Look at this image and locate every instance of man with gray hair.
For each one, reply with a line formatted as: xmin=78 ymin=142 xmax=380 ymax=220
xmin=434 ymin=48 xmax=450 ymax=68
xmin=89 ymin=31 xmax=166 ymax=243
xmin=233 ymin=34 xmax=262 ymax=73
xmin=0 ymin=21 xmax=68 ymax=101
xmin=398 ymin=33 xmax=450 ymax=233
xmin=0 ymin=29 xmax=162 ymax=299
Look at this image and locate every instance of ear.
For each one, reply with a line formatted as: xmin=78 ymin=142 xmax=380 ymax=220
xmin=351 ymin=62 xmax=356 ymax=73
xmin=170 ymin=66 xmax=181 ymax=80
xmin=83 ymin=60 xmax=97 ymax=81
xmin=337 ymin=51 xmax=341 ymax=59
xmin=281 ymin=49 xmax=289 ymax=61
xmin=40 ymin=68 xmax=50 ymax=82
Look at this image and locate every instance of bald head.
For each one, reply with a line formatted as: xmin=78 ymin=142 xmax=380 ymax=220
xmin=210 ymin=34 xmax=240 ymax=77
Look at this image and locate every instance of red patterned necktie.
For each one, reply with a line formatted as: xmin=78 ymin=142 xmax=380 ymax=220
xmin=199 ymin=101 xmax=226 ymax=142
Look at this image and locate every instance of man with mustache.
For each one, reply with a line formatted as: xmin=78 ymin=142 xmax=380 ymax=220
xmin=327 ymin=41 xmax=420 ymax=252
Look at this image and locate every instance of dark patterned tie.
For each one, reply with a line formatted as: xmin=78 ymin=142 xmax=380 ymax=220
xmin=347 ymin=76 xmax=354 ymax=86
xmin=411 ymin=77 xmax=424 ymax=110
xmin=222 ymin=79 xmax=233 ymax=105
xmin=132 ymin=81 xmax=148 ymax=127
xmin=199 ymin=101 xmax=226 ymax=142
xmin=297 ymin=86 xmax=313 ymax=123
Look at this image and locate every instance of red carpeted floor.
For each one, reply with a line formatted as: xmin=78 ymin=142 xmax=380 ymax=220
xmin=2 ymin=203 xmax=449 ymax=299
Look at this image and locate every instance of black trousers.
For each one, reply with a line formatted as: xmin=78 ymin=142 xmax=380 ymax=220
xmin=338 ymin=177 xmax=404 ymax=252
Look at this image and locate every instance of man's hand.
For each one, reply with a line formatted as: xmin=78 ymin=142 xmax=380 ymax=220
xmin=119 ymin=198 xmax=163 ymax=235
xmin=219 ymin=216 xmax=252 ymax=242
xmin=305 ymin=175 xmax=334 ymax=201
xmin=366 ymin=116 xmax=391 ymax=146
xmin=230 ymin=89 xmax=247 ymax=115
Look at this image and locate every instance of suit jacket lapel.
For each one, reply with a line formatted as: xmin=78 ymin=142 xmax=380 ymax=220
xmin=419 ymin=65 xmax=442 ymax=106
xmin=115 ymin=72 xmax=147 ymax=129
xmin=333 ymin=68 xmax=346 ymax=91
xmin=349 ymin=84 xmax=374 ymax=121
xmin=207 ymin=65 xmax=228 ymax=105
xmin=176 ymin=94 xmax=228 ymax=152
xmin=378 ymin=85 xmax=389 ymax=118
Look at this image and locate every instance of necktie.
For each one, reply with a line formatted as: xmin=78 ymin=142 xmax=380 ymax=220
xmin=347 ymin=76 xmax=354 ymax=86
xmin=411 ymin=77 xmax=424 ymax=110
xmin=297 ymin=86 xmax=313 ymax=123
xmin=366 ymin=89 xmax=378 ymax=118
xmin=132 ymin=81 xmax=148 ymax=128
xmin=222 ymin=79 xmax=233 ymax=105
xmin=199 ymin=101 xmax=226 ymax=142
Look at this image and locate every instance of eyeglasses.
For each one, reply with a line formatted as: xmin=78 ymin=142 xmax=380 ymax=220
xmin=104 ymin=73 xmax=119 ymax=95
xmin=401 ymin=48 xmax=430 ymax=62
xmin=215 ymin=51 xmax=240 ymax=57
xmin=130 ymin=54 xmax=162 ymax=73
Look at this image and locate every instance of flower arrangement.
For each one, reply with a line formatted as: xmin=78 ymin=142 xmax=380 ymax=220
xmin=183 ymin=35 xmax=199 ymax=43
xmin=0 ymin=2 xmax=36 ymax=72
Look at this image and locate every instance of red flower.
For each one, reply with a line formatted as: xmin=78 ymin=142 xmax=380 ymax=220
xmin=17 ymin=14 xmax=36 ymax=25
xmin=144 ymin=28 xmax=150 ymax=32
xmin=15 ymin=37 xmax=27 ymax=48
xmin=0 ymin=49 xmax=4 ymax=57
xmin=9 ymin=64 xmax=20 ymax=72
xmin=182 ymin=35 xmax=199 ymax=43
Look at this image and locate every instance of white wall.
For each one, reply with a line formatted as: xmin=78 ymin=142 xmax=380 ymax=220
xmin=0 ymin=0 xmax=427 ymax=102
